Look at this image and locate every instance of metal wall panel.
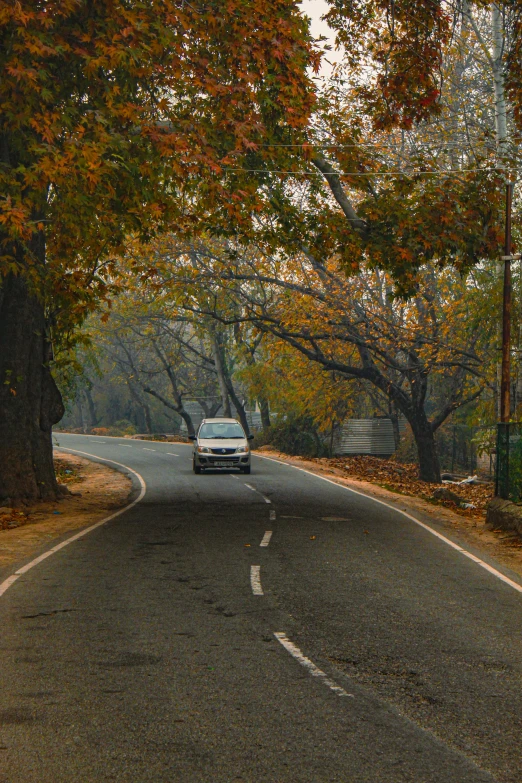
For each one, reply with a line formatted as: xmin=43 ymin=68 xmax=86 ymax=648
xmin=334 ymin=418 xmax=403 ymax=456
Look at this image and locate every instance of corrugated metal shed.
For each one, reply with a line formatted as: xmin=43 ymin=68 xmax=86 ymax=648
xmin=334 ymin=418 xmax=404 ymax=457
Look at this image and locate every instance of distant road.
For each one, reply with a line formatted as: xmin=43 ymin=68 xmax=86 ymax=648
xmin=0 ymin=433 xmax=521 ymax=782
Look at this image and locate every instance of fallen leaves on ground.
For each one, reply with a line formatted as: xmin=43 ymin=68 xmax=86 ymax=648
xmin=54 ymin=457 xmax=83 ymax=485
xmin=308 ymin=455 xmax=493 ymax=517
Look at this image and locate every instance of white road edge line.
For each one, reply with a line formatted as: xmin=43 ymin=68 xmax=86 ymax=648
xmin=0 ymin=449 xmax=147 ymax=599
xmin=260 ymin=531 xmax=273 ymax=547
xmin=274 ymin=632 xmax=353 ymax=698
xmin=250 ymin=565 xmax=264 ymax=595
xmin=256 ymin=455 xmax=522 ymax=595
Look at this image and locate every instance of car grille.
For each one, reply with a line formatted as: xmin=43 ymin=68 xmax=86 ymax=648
xmin=210 ymin=448 xmax=237 ymax=455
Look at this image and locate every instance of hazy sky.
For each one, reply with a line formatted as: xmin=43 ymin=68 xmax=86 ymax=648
xmin=299 ymin=0 xmax=339 ymax=76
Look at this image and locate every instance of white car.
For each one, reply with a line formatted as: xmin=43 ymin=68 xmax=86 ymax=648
xmin=190 ymin=418 xmax=253 ymax=474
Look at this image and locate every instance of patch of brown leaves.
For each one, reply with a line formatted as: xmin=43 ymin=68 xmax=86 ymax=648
xmin=309 ymin=455 xmax=494 ymax=517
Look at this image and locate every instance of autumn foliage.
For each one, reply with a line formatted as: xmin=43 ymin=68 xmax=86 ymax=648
xmin=0 ymin=0 xmax=319 ymax=501
xmin=0 ymin=0 xmax=319 ymax=289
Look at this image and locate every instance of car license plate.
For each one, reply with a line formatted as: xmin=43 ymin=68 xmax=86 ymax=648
xmin=214 ymin=460 xmax=230 ymax=466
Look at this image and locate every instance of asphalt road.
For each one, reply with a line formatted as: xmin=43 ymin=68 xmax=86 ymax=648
xmin=0 ymin=433 xmax=521 ymax=783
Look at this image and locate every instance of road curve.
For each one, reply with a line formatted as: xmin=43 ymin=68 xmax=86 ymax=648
xmin=0 ymin=433 xmax=520 ymax=783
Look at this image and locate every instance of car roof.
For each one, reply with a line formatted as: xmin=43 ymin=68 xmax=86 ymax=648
xmin=201 ymin=418 xmax=240 ymax=424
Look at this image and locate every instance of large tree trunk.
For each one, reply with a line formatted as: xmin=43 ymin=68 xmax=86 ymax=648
xmin=84 ymin=386 xmax=98 ymax=429
xmin=0 ymin=272 xmax=64 ymax=502
xmin=211 ymin=333 xmax=232 ymax=417
xmin=390 ymin=411 xmax=401 ymax=452
xmin=143 ymin=402 xmax=153 ymax=435
xmin=408 ymin=412 xmax=441 ymax=483
xmin=225 ymin=380 xmax=251 ymax=438
xmin=259 ymin=398 xmax=271 ymax=431
xmin=77 ymin=396 xmax=86 ymax=433
xmin=127 ymin=380 xmax=153 ymax=434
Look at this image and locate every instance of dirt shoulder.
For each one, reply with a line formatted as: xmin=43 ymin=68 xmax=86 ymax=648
xmin=255 ymin=448 xmax=522 ymax=581
xmin=0 ymin=451 xmax=132 ymax=572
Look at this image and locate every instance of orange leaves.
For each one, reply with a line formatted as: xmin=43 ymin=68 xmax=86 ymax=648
xmin=326 ymin=0 xmax=450 ymax=130
xmin=0 ymin=198 xmax=31 ymax=239
xmin=6 ymin=64 xmax=38 ymax=83
xmin=0 ymin=0 xmax=321 ymax=340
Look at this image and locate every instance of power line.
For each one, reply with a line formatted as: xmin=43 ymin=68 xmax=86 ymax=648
xmin=247 ymin=140 xmax=519 ymax=149
xmin=223 ymin=167 xmax=503 ymax=177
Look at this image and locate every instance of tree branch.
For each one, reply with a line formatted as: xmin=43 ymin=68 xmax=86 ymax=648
xmin=311 ymin=155 xmax=367 ymax=233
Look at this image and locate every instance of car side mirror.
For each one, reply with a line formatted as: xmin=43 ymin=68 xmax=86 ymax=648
xmin=188 ymin=434 xmax=196 ymax=440
xmin=247 ymin=434 xmax=255 ymax=440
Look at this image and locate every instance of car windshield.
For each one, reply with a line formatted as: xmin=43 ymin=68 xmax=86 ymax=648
xmin=199 ymin=423 xmax=245 ymax=439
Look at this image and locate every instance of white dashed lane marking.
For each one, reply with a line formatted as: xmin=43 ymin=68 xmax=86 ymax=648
xmin=260 ymin=531 xmax=273 ymax=547
xmin=143 ymin=448 xmax=156 ymax=452
xmin=244 ymin=483 xmax=271 ymax=504
xmin=250 ymin=566 xmax=263 ymax=595
xmin=269 ymin=510 xmax=276 ymax=521
xmin=274 ymin=633 xmax=353 ymax=698
xmin=166 ymin=453 xmax=179 ymax=456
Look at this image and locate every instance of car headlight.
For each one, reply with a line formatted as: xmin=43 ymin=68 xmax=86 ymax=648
xmin=235 ymin=446 xmax=249 ymax=454
xmin=197 ymin=446 xmax=211 ymax=453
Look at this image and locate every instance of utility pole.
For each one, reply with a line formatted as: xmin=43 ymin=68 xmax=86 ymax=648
xmin=500 ymin=183 xmax=521 ymax=422
xmin=500 ymin=183 xmax=513 ymax=423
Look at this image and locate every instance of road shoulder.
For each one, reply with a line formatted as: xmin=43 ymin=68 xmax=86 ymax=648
xmin=0 ymin=451 xmax=132 ymax=574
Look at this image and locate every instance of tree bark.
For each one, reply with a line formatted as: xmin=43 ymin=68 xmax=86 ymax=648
xmin=390 ymin=411 xmax=401 ymax=452
xmin=211 ymin=332 xmax=232 ymax=417
xmin=225 ymin=379 xmax=251 ymax=438
xmin=127 ymin=380 xmax=153 ymax=434
xmin=143 ymin=402 xmax=153 ymax=435
xmin=77 ymin=396 xmax=86 ymax=433
xmin=259 ymin=398 xmax=271 ymax=431
xmin=408 ymin=413 xmax=441 ymax=483
xmin=0 ymin=271 xmax=64 ymax=502
xmin=84 ymin=386 xmax=98 ymax=429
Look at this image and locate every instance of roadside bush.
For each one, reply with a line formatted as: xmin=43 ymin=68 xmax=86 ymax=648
xmin=91 ymin=427 xmax=110 ymax=436
xmin=107 ymin=419 xmax=137 ymax=437
xmin=257 ymin=416 xmax=326 ymax=458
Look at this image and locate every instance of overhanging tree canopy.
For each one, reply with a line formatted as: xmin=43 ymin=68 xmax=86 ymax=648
xmin=0 ymin=0 xmax=319 ymax=501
